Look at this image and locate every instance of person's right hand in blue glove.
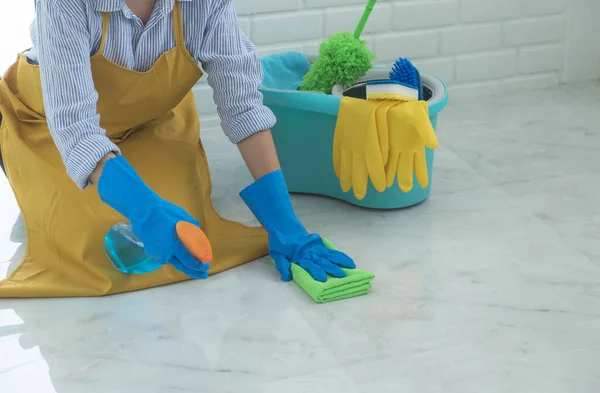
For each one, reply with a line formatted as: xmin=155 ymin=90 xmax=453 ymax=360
xmin=97 ymin=155 xmax=210 ymax=279
xmin=240 ymin=169 xmax=355 ymax=282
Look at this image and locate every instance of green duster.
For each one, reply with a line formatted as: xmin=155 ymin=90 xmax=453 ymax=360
xmin=300 ymin=0 xmax=377 ymax=94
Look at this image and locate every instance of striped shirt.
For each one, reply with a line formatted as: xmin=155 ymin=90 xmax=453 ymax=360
xmin=27 ymin=0 xmax=276 ymax=189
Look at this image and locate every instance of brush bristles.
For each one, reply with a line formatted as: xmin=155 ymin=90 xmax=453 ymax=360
xmin=390 ymin=58 xmax=419 ymax=89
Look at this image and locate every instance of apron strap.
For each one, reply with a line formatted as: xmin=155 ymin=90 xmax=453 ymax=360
xmin=99 ymin=13 xmax=110 ymax=56
xmin=172 ymin=2 xmax=185 ymax=48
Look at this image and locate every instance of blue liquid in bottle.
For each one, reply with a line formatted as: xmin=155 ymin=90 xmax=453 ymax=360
xmin=104 ymin=223 xmax=162 ymax=274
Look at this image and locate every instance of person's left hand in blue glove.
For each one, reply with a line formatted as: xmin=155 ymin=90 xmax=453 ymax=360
xmin=240 ymin=169 xmax=355 ymax=282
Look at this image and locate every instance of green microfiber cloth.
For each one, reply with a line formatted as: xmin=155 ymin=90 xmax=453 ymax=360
xmin=274 ymin=238 xmax=375 ymax=303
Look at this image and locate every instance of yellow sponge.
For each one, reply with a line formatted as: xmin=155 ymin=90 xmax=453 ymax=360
xmin=365 ymin=81 xmax=419 ymax=101
xmin=342 ymin=80 xmax=420 ymax=102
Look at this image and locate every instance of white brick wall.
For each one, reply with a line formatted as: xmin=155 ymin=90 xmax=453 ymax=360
xmin=195 ymin=0 xmax=584 ymax=125
xmin=1 ymin=1 xmax=594 ymax=132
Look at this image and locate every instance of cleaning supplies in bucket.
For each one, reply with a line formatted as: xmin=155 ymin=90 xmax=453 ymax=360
xmin=332 ymin=58 xmax=438 ymax=198
xmin=341 ymin=58 xmax=423 ymax=101
xmin=299 ymin=0 xmax=377 ymax=94
xmin=259 ymin=50 xmax=449 ymax=209
xmin=104 ymin=222 xmax=213 ymax=276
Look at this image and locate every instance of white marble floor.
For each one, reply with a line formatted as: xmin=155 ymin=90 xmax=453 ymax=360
xmin=1 ymin=82 xmax=600 ymax=393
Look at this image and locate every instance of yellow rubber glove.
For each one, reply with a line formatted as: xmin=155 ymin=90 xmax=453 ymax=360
xmin=333 ymin=97 xmax=387 ymax=200
xmin=374 ymin=100 xmax=399 ymax=167
xmin=386 ymin=101 xmax=438 ymax=192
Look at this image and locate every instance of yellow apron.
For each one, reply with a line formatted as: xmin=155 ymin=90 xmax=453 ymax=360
xmin=0 ymin=3 xmax=268 ymax=297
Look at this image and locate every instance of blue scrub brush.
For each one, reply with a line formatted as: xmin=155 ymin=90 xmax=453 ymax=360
xmin=342 ymin=57 xmax=423 ymax=101
xmin=390 ymin=57 xmax=424 ymax=100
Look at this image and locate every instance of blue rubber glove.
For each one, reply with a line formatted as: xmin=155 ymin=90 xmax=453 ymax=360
xmin=98 ymin=155 xmax=210 ymax=279
xmin=240 ymin=170 xmax=355 ymax=282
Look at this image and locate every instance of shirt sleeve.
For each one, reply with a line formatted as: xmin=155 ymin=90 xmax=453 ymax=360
xmin=36 ymin=0 xmax=120 ymax=189
xmin=196 ymin=0 xmax=276 ymax=144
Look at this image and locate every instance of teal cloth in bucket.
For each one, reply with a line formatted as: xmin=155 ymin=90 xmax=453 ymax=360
xmin=274 ymin=238 xmax=375 ymax=303
xmin=261 ymin=51 xmax=312 ymax=90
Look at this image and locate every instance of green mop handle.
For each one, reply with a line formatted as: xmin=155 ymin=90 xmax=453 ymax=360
xmin=353 ymin=0 xmax=377 ymax=39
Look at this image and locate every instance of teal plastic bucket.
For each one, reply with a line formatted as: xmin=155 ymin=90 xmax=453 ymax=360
xmin=259 ymin=64 xmax=449 ymax=209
